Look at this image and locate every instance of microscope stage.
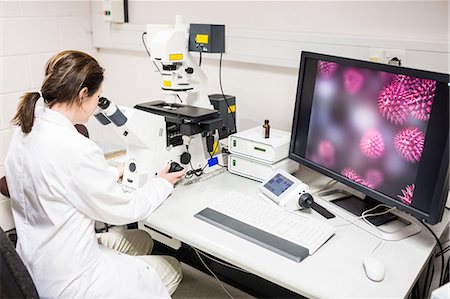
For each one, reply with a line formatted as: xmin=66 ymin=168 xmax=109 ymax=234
xmin=135 ymin=101 xmax=219 ymax=122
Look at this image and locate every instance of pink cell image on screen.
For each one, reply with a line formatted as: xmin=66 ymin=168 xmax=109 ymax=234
xmin=318 ymin=61 xmax=338 ymax=79
xmin=394 ymin=75 xmax=436 ymax=121
xmin=397 ymin=184 xmax=415 ymax=205
xmin=406 ymin=79 xmax=436 ymax=121
xmin=377 ymin=81 xmax=409 ymax=125
xmin=344 ymin=68 xmax=364 ymax=95
xmin=341 ymin=167 xmax=372 ymax=188
xmin=394 ymin=74 xmax=420 ymax=87
xmin=318 ymin=140 xmax=335 ymax=168
xmin=394 ymin=128 xmax=425 ymax=163
xmin=360 ymin=129 xmax=385 ymax=159
xmin=364 ymin=169 xmax=383 ymax=188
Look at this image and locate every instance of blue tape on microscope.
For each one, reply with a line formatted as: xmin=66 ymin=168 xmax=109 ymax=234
xmin=208 ymin=156 xmax=219 ymax=167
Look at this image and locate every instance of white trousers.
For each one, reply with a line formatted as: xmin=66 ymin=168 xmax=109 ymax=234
xmin=97 ymin=228 xmax=183 ymax=295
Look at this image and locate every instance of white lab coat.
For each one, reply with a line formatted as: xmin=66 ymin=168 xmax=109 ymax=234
xmin=5 ymin=106 xmax=173 ymax=298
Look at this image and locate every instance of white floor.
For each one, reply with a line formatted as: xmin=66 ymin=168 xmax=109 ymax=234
xmin=172 ymin=262 xmax=256 ymax=299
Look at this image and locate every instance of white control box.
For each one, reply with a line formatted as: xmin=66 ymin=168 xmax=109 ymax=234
xmin=228 ymin=127 xmax=291 ymax=163
xmin=228 ymin=153 xmax=299 ymax=182
xmin=102 ymin=0 xmax=125 ymax=23
xmin=259 ymin=169 xmax=309 ymax=210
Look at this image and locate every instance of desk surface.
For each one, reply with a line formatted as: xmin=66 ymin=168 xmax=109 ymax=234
xmin=144 ymin=166 xmax=450 ymax=298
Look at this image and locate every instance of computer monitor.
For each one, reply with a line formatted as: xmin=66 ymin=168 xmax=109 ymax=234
xmin=289 ymin=51 xmax=449 ymax=225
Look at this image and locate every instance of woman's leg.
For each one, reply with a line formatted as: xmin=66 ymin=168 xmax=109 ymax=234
xmin=98 ymin=228 xmax=182 ymax=294
xmin=97 ymin=228 xmax=153 ymax=255
xmin=136 ymin=255 xmax=183 ymax=295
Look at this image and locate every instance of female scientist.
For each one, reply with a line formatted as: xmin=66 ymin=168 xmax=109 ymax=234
xmin=4 ymin=50 xmax=185 ymax=298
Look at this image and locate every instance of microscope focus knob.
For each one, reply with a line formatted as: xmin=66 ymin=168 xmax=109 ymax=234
xmin=180 ymin=152 xmax=191 ymax=165
xmin=169 ymin=162 xmax=184 ymax=173
xmin=185 ymin=67 xmax=194 ymax=74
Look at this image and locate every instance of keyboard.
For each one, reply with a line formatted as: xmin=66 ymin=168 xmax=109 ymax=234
xmin=195 ymin=191 xmax=335 ymax=262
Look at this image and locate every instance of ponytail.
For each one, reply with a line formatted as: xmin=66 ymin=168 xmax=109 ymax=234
xmin=11 ymin=51 xmax=103 ymax=134
xmin=11 ymin=92 xmax=41 ymax=134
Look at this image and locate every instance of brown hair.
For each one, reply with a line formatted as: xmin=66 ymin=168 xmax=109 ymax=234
xmin=12 ymin=50 xmax=104 ymax=133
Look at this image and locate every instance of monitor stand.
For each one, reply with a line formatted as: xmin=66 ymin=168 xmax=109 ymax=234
xmin=323 ymin=189 xmax=422 ymax=241
xmin=331 ymin=194 xmax=397 ymax=226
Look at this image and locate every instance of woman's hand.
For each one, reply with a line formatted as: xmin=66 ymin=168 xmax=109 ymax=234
xmin=159 ymin=164 xmax=186 ymax=185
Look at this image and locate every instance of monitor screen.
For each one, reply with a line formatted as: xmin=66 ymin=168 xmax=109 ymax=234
xmin=290 ymin=52 xmax=449 ymax=224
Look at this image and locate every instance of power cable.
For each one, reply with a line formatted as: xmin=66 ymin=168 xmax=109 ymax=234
xmin=420 ymin=220 xmax=445 ymax=287
xmin=219 ymin=53 xmax=236 ymax=132
xmin=193 ymin=248 xmax=234 ymax=299
xmin=141 ymin=32 xmax=162 ymax=74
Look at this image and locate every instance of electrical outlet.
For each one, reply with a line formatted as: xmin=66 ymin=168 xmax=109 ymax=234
xmin=369 ymin=48 xmax=406 ymax=66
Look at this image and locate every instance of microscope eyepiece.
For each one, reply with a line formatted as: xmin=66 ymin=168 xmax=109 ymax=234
xmin=96 ymin=97 xmax=127 ymax=127
xmin=98 ymin=97 xmax=111 ymax=109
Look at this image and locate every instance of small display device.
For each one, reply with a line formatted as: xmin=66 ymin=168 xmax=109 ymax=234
xmin=259 ymin=169 xmax=309 ymax=210
xmin=263 ymin=173 xmax=294 ymax=197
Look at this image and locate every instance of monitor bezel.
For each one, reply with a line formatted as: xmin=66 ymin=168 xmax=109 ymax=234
xmin=289 ymin=51 xmax=449 ymax=224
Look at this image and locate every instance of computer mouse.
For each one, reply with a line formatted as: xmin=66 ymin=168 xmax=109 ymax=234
xmin=168 ymin=161 xmax=184 ymax=173
xmin=363 ymin=256 xmax=385 ymax=282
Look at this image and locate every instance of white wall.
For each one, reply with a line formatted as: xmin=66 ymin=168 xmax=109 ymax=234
xmin=126 ymin=1 xmax=447 ymax=41
xmin=0 ymin=0 xmax=95 ymax=230
xmin=88 ymin=0 xmax=449 ymax=145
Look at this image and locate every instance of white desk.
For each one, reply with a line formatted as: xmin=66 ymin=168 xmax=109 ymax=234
xmin=144 ymin=166 xmax=450 ymax=298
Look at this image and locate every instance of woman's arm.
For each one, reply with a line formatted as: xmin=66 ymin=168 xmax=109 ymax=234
xmin=66 ymin=145 xmax=174 ymax=225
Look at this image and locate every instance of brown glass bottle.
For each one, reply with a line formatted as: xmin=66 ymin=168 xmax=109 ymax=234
xmin=263 ymin=119 xmax=270 ymax=138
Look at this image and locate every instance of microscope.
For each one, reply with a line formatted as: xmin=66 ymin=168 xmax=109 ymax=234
xmin=95 ymin=17 xmax=235 ymax=190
